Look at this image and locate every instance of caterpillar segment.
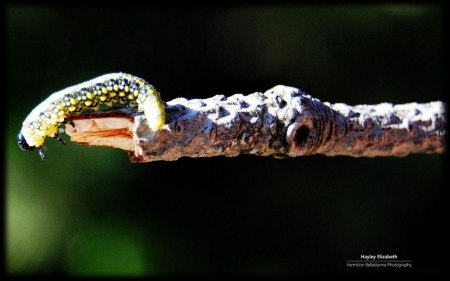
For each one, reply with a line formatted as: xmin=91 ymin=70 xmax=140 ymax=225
xmin=17 ymin=73 xmax=166 ymax=160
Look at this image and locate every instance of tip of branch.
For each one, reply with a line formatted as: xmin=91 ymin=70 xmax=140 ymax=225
xmin=65 ymin=109 xmax=136 ymax=151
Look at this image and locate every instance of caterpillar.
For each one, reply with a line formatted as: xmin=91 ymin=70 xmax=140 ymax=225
xmin=17 ymin=73 xmax=166 ymax=160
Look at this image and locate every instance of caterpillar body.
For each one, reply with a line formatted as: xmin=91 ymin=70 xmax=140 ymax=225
xmin=17 ymin=73 xmax=165 ymax=160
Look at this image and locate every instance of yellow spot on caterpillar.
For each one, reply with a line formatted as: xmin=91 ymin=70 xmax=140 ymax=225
xmin=99 ymin=95 xmax=107 ymax=102
xmin=133 ymin=90 xmax=139 ymax=97
xmin=86 ymin=92 xmax=93 ymax=99
xmin=47 ymin=126 xmax=57 ymax=136
xmin=58 ymin=111 xmax=65 ymax=117
xmin=102 ymin=87 xmax=108 ymax=94
xmin=57 ymin=105 xmax=64 ymax=110
xmin=114 ymin=84 xmax=119 ymax=91
xmin=68 ymin=106 xmax=76 ymax=112
xmin=70 ymin=98 xmax=77 ymax=105
xmin=128 ymin=94 xmax=134 ymax=100
xmin=85 ymin=100 xmax=93 ymax=106
xmin=119 ymin=92 xmax=125 ymax=97
xmin=125 ymin=86 xmax=129 ymax=93
xmin=109 ymin=92 xmax=117 ymax=98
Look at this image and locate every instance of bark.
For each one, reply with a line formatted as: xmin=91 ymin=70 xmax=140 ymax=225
xmin=64 ymin=85 xmax=446 ymax=163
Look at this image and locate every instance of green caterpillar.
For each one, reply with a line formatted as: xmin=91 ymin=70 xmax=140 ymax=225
xmin=17 ymin=73 xmax=165 ymax=160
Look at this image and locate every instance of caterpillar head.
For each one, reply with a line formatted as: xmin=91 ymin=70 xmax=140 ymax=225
xmin=17 ymin=132 xmax=35 ymax=151
xmin=17 ymin=132 xmax=46 ymax=160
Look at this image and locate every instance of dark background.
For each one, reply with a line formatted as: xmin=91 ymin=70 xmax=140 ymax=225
xmin=5 ymin=4 xmax=445 ymax=276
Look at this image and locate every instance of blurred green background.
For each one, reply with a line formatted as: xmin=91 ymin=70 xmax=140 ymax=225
xmin=5 ymin=4 xmax=444 ymax=276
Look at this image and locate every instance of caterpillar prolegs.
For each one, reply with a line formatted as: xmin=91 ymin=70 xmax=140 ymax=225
xmin=17 ymin=73 xmax=166 ymax=160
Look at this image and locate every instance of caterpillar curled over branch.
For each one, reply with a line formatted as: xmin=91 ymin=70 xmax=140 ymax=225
xmin=17 ymin=73 xmax=166 ymax=160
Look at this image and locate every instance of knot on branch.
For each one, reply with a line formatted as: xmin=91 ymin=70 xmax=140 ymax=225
xmin=264 ymin=86 xmax=344 ymax=156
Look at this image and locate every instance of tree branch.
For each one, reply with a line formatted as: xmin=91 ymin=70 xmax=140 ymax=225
xmin=64 ymin=85 xmax=446 ymax=163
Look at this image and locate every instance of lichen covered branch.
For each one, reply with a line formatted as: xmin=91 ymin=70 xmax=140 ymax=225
xmin=64 ymin=85 xmax=446 ymax=162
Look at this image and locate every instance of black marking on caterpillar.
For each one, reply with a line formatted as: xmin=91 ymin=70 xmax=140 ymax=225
xmin=17 ymin=73 xmax=165 ymax=160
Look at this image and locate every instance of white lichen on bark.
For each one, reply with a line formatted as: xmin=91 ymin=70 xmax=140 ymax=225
xmin=65 ymin=85 xmax=446 ymax=163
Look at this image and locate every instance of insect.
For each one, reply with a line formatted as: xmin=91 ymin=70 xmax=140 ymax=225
xmin=17 ymin=73 xmax=166 ymax=160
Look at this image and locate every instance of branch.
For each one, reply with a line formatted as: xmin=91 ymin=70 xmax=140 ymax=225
xmin=64 ymin=85 xmax=446 ymax=163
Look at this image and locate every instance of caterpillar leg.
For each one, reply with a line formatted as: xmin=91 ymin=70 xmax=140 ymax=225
xmin=62 ymin=118 xmax=75 ymax=128
xmin=52 ymin=133 xmax=66 ymax=146
xmin=38 ymin=145 xmax=47 ymax=160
